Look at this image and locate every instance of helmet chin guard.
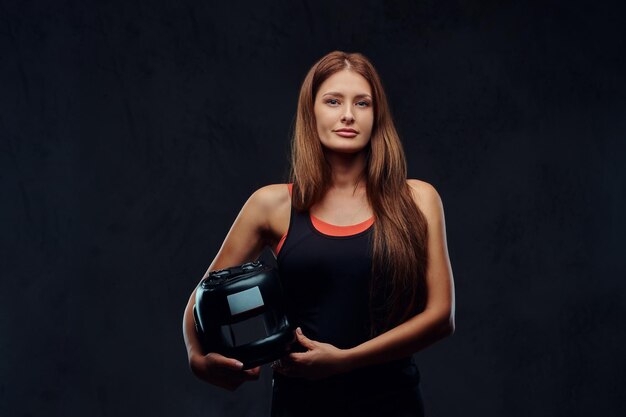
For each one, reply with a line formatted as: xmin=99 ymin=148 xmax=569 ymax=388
xmin=193 ymin=260 xmax=295 ymax=369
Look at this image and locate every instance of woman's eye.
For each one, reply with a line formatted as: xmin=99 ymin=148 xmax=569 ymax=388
xmin=325 ymin=98 xmax=370 ymax=107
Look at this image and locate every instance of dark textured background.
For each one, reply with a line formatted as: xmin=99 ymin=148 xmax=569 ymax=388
xmin=1 ymin=1 xmax=624 ymax=416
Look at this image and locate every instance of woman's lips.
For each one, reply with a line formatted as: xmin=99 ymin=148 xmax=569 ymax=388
xmin=334 ymin=131 xmax=358 ymax=138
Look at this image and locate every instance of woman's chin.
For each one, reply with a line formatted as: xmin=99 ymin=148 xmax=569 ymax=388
xmin=321 ymin=142 xmax=370 ymax=155
xmin=324 ymin=148 xmax=367 ymax=157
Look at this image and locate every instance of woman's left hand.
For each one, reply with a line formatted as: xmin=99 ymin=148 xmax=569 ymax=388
xmin=271 ymin=327 xmax=351 ymax=380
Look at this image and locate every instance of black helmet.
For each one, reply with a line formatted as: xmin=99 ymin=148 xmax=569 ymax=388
xmin=193 ymin=260 xmax=294 ymax=369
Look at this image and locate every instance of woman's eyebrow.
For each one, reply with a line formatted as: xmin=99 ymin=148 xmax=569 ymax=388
xmin=322 ymin=91 xmax=372 ymax=99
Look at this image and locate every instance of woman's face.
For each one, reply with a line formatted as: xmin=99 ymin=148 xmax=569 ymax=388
xmin=313 ymin=69 xmax=374 ymax=154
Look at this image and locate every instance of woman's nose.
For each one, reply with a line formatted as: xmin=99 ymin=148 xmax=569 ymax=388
xmin=341 ymin=111 xmax=354 ymax=123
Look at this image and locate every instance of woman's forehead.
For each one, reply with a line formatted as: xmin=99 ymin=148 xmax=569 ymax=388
xmin=317 ymin=70 xmax=372 ymax=97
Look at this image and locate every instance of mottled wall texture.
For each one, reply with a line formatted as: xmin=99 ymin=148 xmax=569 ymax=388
xmin=1 ymin=1 xmax=624 ymax=416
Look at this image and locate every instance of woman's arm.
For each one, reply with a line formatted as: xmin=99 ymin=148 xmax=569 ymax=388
xmin=344 ymin=179 xmax=456 ymax=370
xmin=182 ymin=184 xmax=283 ymax=390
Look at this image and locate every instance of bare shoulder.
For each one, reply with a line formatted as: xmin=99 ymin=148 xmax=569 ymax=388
xmin=249 ymin=183 xmax=291 ymax=243
xmin=204 ymin=184 xmax=291 ymax=272
xmin=406 ymin=179 xmax=444 ymax=221
xmin=250 ymin=183 xmax=291 ymax=211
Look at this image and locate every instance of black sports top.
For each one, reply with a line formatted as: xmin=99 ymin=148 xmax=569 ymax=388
xmin=276 ymin=183 xmax=376 ymax=348
xmin=271 ymin=183 xmax=421 ymax=413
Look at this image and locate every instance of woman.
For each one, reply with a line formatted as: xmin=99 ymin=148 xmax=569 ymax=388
xmin=182 ymin=51 xmax=455 ymax=417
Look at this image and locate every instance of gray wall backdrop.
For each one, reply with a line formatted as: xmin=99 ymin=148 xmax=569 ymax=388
xmin=1 ymin=1 xmax=624 ymax=416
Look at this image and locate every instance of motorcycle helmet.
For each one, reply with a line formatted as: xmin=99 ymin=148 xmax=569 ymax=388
xmin=193 ymin=260 xmax=294 ymax=369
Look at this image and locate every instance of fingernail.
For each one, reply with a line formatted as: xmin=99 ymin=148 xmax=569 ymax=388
xmin=297 ymin=327 xmax=303 ymax=335
xmin=236 ymin=361 xmax=244 ymax=369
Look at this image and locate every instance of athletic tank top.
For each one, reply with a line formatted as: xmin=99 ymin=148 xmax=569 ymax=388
xmin=275 ymin=183 xmax=376 ymax=348
xmin=271 ymin=183 xmax=420 ymax=406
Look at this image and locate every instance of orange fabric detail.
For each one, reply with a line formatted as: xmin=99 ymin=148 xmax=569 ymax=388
xmin=310 ymin=214 xmax=375 ymax=236
xmin=275 ymin=234 xmax=287 ymax=255
xmin=275 ymin=182 xmax=374 ymax=255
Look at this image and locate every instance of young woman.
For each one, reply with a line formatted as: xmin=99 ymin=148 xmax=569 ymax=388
xmin=182 ymin=51 xmax=455 ymax=417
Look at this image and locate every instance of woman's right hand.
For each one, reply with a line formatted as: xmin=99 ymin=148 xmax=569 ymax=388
xmin=184 ymin=186 xmax=286 ymax=390
xmin=189 ymin=351 xmax=261 ymax=391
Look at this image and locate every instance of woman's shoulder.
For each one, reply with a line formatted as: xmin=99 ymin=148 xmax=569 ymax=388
xmin=250 ymin=184 xmax=292 ymax=241
xmin=406 ymin=178 xmax=438 ymax=196
xmin=249 ymin=183 xmax=292 ymax=212
xmin=406 ymin=179 xmax=444 ymax=217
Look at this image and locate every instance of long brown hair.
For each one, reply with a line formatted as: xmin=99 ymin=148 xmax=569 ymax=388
xmin=287 ymin=51 xmax=429 ymax=337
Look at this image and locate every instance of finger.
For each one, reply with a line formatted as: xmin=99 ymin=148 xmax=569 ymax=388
xmin=206 ymin=352 xmax=245 ymax=371
xmin=243 ymin=366 xmax=261 ymax=380
xmin=289 ymin=351 xmax=307 ymax=362
xmin=219 ymin=367 xmax=259 ymax=387
xmin=283 ymin=354 xmax=300 ymax=367
xmin=244 ymin=366 xmax=261 ymax=375
xmin=294 ymin=327 xmax=316 ymax=349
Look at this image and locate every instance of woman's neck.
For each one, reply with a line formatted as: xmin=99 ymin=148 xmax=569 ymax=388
xmin=324 ymin=149 xmax=368 ymax=193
